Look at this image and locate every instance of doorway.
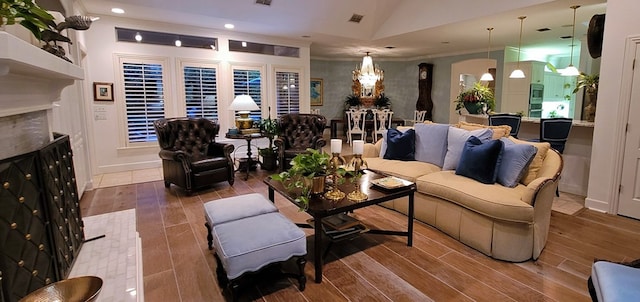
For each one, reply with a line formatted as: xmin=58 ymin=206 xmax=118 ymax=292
xmin=619 ymin=41 xmax=640 ymax=220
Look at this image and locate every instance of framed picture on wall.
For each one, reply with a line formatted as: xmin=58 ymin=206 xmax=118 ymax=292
xmin=93 ymin=82 xmax=114 ymax=102
xmin=310 ymin=78 xmax=323 ymax=106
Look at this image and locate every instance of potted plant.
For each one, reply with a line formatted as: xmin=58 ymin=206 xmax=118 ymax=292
xmin=573 ymin=72 xmax=599 ymax=122
xmin=271 ymin=148 xmax=330 ymax=210
xmin=374 ymin=93 xmax=391 ymax=108
xmin=1 ymin=0 xmax=54 ymax=41
xmin=455 ymin=82 xmax=495 ymax=115
xmin=344 ymin=94 xmax=361 ymax=109
xmin=258 ymin=117 xmax=280 ymax=171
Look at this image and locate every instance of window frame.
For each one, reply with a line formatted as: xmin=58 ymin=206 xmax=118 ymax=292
xmin=230 ymin=64 xmax=266 ymax=122
xmin=273 ymin=68 xmax=302 ymax=117
xmin=177 ymin=59 xmax=221 ymax=120
xmin=115 ymin=54 xmax=173 ymax=148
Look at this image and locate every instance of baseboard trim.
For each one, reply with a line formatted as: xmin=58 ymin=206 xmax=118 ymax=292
xmin=585 ymin=197 xmax=610 ymax=213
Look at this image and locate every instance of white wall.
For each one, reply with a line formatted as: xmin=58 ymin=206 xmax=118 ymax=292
xmin=82 ymin=15 xmax=310 ymax=174
xmin=586 ymin=0 xmax=640 ymax=212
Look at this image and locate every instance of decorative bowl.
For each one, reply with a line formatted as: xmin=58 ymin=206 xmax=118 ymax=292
xmin=19 ymin=276 xmax=103 ymax=302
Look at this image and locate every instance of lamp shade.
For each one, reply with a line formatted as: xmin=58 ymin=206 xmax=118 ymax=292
xmin=561 ymin=65 xmax=580 ymax=76
xmin=509 ymin=69 xmax=525 ymax=79
xmin=229 ymin=95 xmax=259 ymax=112
xmin=480 ymin=72 xmax=494 ymax=81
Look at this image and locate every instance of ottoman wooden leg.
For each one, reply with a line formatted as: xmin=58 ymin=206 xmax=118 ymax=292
xmin=205 ymin=222 xmax=213 ymax=250
xmin=297 ymin=256 xmax=307 ymax=291
xmin=214 ymin=253 xmax=228 ymax=288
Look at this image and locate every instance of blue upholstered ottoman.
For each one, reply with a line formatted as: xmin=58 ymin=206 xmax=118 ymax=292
xmin=204 ymin=193 xmax=278 ymax=249
xmin=204 ymin=194 xmax=307 ymax=300
xmin=591 ymin=261 xmax=640 ymax=301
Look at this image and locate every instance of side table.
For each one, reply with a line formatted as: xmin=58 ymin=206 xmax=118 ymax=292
xmin=225 ymin=132 xmax=264 ymax=180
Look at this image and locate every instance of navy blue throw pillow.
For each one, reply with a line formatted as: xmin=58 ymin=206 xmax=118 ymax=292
xmin=383 ymin=128 xmax=416 ymax=161
xmin=455 ymin=136 xmax=504 ymax=184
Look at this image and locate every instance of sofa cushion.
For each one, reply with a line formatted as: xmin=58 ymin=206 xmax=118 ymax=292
xmin=366 ymin=157 xmax=440 ymax=182
xmin=384 ymin=128 xmax=415 ymax=161
xmin=414 ymin=123 xmax=449 ymax=167
xmin=456 ymin=136 xmax=504 ymax=184
xmin=457 ymin=121 xmax=512 ymax=139
xmin=507 ymin=137 xmax=551 ymax=185
xmin=443 ymin=127 xmax=493 ymax=171
xmin=379 ymin=126 xmax=413 ymax=158
xmin=417 ymin=171 xmax=533 ymax=223
xmin=497 ymin=138 xmax=537 ymax=187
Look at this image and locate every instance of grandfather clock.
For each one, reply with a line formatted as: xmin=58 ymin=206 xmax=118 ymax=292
xmin=416 ymin=63 xmax=434 ymax=120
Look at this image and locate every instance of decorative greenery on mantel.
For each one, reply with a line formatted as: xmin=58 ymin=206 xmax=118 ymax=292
xmin=0 ymin=0 xmax=54 ymax=40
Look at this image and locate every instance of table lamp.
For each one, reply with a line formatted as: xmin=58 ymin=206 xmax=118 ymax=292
xmin=229 ymin=95 xmax=259 ymax=130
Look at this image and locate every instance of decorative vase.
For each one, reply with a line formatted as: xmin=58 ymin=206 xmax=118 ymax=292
xmin=583 ymin=90 xmax=597 ymax=122
xmin=464 ymin=102 xmax=484 ymax=114
xmin=305 ymin=175 xmax=326 ymax=194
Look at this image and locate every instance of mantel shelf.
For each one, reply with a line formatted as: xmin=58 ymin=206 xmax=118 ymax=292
xmin=0 ymin=31 xmax=84 ymax=118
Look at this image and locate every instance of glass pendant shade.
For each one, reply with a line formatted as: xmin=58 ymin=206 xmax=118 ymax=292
xmin=480 ymin=72 xmax=494 ymax=81
xmin=562 ymin=5 xmax=581 ymax=76
xmin=509 ymin=16 xmax=527 ymax=79
xmin=481 ymin=27 xmax=494 ymax=82
xmin=509 ymin=69 xmax=526 ymax=79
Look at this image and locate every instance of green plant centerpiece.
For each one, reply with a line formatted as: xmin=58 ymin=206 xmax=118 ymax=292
xmin=374 ymin=93 xmax=391 ymax=108
xmin=344 ymin=94 xmax=362 ymax=109
xmin=258 ymin=116 xmax=280 ymax=171
xmin=271 ymin=148 xmax=331 ymax=210
xmin=573 ymin=72 xmax=599 ymax=122
xmin=455 ymin=82 xmax=495 ymax=115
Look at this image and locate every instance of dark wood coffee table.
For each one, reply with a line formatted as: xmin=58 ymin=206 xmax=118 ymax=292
xmin=264 ymin=170 xmax=416 ymax=283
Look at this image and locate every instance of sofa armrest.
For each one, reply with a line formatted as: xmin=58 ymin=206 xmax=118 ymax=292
xmin=363 ymin=143 xmax=379 ymax=158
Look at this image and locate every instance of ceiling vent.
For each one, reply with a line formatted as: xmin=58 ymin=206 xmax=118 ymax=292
xmin=349 ymin=14 xmax=364 ymax=23
xmin=255 ymin=0 xmax=272 ymax=6
xmin=560 ymin=35 xmax=572 ymax=39
xmin=536 ymin=28 xmax=551 ymax=32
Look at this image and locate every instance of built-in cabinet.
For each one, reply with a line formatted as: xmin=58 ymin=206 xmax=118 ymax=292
xmin=501 ymin=61 xmax=545 ymax=114
xmin=0 ymin=134 xmax=84 ymax=302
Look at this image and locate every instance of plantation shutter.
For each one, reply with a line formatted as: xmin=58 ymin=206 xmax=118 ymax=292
xmin=275 ymin=71 xmax=300 ymax=116
xmin=232 ymin=69 xmax=262 ymax=121
xmin=183 ymin=66 xmax=218 ymax=120
xmin=122 ymin=61 xmax=165 ymax=143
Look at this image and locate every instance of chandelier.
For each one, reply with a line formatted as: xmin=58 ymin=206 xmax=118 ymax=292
xmin=356 ymin=52 xmax=383 ymax=89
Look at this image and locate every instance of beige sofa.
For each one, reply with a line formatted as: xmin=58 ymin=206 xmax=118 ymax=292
xmin=362 ymin=124 xmax=563 ymax=262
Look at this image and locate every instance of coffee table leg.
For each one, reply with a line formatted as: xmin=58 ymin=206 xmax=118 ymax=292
xmin=407 ymin=192 xmax=414 ymax=246
xmin=268 ymin=187 xmax=274 ymax=203
xmin=314 ymin=217 xmax=323 ymax=283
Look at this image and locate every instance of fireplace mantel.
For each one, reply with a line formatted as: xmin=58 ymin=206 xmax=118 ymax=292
xmin=0 ymin=31 xmax=84 ymax=118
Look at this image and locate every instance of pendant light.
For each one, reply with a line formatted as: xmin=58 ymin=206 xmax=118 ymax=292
xmin=480 ymin=27 xmax=495 ymax=81
xmin=509 ymin=16 xmax=527 ymax=79
xmin=561 ymin=5 xmax=581 ymax=76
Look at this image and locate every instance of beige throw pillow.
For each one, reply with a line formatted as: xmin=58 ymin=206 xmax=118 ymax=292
xmin=507 ymin=137 xmax=551 ymax=185
xmin=456 ymin=121 xmax=511 ymax=140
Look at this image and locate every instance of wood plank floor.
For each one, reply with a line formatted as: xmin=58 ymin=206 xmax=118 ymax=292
xmin=79 ymin=169 xmax=640 ymax=301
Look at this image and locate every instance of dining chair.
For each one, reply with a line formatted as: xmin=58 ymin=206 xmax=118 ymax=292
xmin=372 ymin=109 xmax=394 ymax=143
xmin=413 ymin=110 xmax=427 ymax=125
xmin=530 ymin=117 xmax=573 ymax=196
xmin=488 ymin=113 xmax=522 ymax=138
xmin=345 ymin=108 xmax=367 ymax=145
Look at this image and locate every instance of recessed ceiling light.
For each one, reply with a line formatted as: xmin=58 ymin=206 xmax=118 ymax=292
xmin=224 ymin=24 xmax=235 ymax=29
xmin=135 ymin=32 xmax=142 ymax=42
xmin=241 ymin=41 xmax=247 ymax=47
xmin=175 ymin=39 xmax=182 ymax=47
xmin=111 ymin=8 xmax=125 ymax=14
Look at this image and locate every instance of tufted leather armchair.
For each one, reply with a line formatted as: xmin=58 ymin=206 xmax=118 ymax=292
xmin=153 ymin=118 xmax=234 ymax=195
xmin=274 ymin=113 xmax=327 ymax=171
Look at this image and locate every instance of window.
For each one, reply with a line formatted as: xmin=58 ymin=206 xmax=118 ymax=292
xmin=183 ymin=65 xmax=218 ymax=120
xmin=232 ymin=68 xmax=262 ymax=121
xmin=275 ymin=71 xmax=300 ymax=115
xmin=121 ymin=60 xmax=166 ymax=143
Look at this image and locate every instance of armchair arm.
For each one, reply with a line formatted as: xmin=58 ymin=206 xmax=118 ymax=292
xmin=208 ymin=142 xmax=234 ymax=158
xmin=159 ymin=149 xmax=192 ymax=162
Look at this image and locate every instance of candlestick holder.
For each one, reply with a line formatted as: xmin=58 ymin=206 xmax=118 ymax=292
xmin=347 ymin=154 xmax=368 ymax=202
xmin=324 ymin=152 xmax=346 ymax=201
